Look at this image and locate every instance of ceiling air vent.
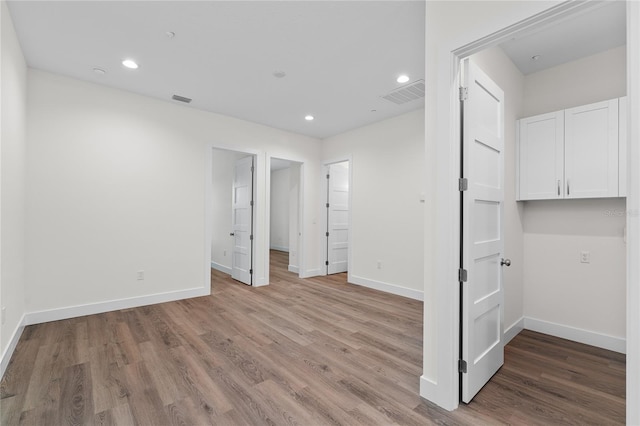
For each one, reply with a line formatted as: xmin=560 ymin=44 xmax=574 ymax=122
xmin=172 ymin=94 xmax=192 ymax=103
xmin=382 ymin=79 xmax=425 ymax=105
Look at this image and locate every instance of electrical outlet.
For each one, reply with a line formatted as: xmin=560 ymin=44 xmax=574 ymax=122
xmin=223 ymin=249 xmax=227 ymax=256
xmin=137 ymin=270 xmax=145 ymax=280
xmin=580 ymin=251 xmax=590 ymax=263
xmin=377 ymin=260 xmax=382 ymax=269
xmin=1 ymin=306 xmax=6 ymax=325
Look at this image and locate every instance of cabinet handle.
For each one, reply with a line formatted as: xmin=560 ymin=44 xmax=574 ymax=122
xmin=567 ymin=180 xmax=570 ymax=196
xmin=557 ymin=180 xmax=560 ymax=196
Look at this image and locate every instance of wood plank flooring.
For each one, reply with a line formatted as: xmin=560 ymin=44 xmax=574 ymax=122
xmin=1 ymin=250 xmax=625 ymax=425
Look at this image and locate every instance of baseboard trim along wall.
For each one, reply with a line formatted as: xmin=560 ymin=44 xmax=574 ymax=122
xmin=210 ymin=261 xmax=232 ymax=275
xmin=24 ymin=287 xmax=210 ymax=326
xmin=300 ymin=268 xmax=322 ymax=279
xmin=1 ymin=314 xmax=26 ymax=380
xmin=524 ymin=317 xmax=626 ymax=354
xmin=349 ymin=275 xmax=423 ymax=301
xmin=288 ymin=265 xmax=299 ymax=274
xmin=504 ymin=317 xmax=525 ymax=345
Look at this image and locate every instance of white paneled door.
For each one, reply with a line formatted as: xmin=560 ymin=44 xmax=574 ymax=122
xmin=326 ymin=162 xmax=349 ymax=275
xmin=231 ymin=155 xmax=254 ymax=285
xmin=461 ymin=59 xmax=506 ymax=403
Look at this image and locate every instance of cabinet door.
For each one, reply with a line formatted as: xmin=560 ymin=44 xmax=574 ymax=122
xmin=518 ymin=111 xmax=564 ymax=200
xmin=619 ymin=96 xmax=627 ymax=197
xmin=564 ymin=99 xmax=619 ymax=198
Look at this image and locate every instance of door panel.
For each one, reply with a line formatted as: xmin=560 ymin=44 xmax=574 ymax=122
xmin=461 ymin=59 xmax=505 ymax=403
xmin=327 ymin=162 xmax=349 ymax=275
xmin=231 ymin=156 xmax=253 ymax=285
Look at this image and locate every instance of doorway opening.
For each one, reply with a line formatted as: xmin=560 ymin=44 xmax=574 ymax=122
xmin=324 ymin=160 xmax=350 ymax=275
xmin=453 ymin=1 xmax=628 ymax=406
xmin=210 ymin=148 xmax=256 ymax=286
xmin=268 ymin=157 xmax=304 ymax=280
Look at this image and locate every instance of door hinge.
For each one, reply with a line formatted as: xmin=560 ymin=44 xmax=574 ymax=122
xmin=249 ymin=269 xmax=253 ymax=275
xmin=325 ymin=260 xmax=329 ymax=266
xmin=326 ymin=232 xmax=330 ymax=237
xmin=459 ymin=87 xmax=468 ymax=101
xmin=250 ymin=200 xmax=254 ymax=207
xmin=251 ymin=166 xmax=254 ymax=173
xmin=458 ymin=268 xmax=468 ymax=282
xmin=458 ymin=359 xmax=467 ymax=373
xmin=249 ymin=234 xmax=253 ymax=241
xmin=326 ymin=174 xmax=330 ymax=179
xmin=326 ymin=203 xmax=330 ymax=208
xmin=458 ymin=178 xmax=468 ymax=191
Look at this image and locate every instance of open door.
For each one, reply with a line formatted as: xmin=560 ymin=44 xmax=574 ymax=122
xmin=231 ymin=155 xmax=254 ymax=285
xmin=460 ymin=59 xmax=506 ymax=403
xmin=326 ymin=161 xmax=349 ymax=274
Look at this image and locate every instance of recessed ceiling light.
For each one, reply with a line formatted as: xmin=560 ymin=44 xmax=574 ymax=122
xmin=531 ymin=55 xmax=541 ymax=61
xmin=397 ymin=75 xmax=410 ymax=83
xmin=122 ymin=59 xmax=139 ymax=69
xmin=305 ymin=115 xmax=314 ymax=121
xmin=166 ymin=31 xmax=175 ymax=39
xmin=93 ymin=68 xmax=106 ymax=75
xmin=273 ymin=70 xmax=286 ymax=79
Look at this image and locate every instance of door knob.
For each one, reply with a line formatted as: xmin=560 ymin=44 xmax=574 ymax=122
xmin=500 ymin=258 xmax=511 ymax=267
xmin=230 ymin=232 xmax=235 ymax=236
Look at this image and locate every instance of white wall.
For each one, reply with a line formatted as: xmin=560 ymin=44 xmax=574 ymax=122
xmin=523 ymin=46 xmax=627 ymax=117
xmin=25 ymin=70 xmax=322 ymax=320
xmin=470 ymin=46 xmax=526 ymax=340
xmin=270 ymin=167 xmax=290 ymax=251
xmin=210 ymin=149 xmax=246 ymax=274
xmin=1 ymin=0 xmax=28 ymax=375
xmin=520 ymin=46 xmax=627 ymax=349
xmin=322 ymin=109 xmax=425 ymax=300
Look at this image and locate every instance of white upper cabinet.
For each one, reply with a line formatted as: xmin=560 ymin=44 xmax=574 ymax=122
xmin=564 ymin=99 xmax=618 ymax=198
xmin=517 ymin=111 xmax=564 ymax=200
xmin=517 ymin=98 xmax=623 ymax=200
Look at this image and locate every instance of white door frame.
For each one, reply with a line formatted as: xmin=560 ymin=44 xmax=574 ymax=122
xmin=265 ymin=155 xmax=306 ymax=280
xmin=322 ymin=156 xmax=353 ymax=281
xmin=425 ymin=2 xmax=640 ymax=421
xmin=205 ymin=144 xmax=266 ymax=289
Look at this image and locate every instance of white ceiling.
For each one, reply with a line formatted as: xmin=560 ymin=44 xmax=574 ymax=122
xmin=7 ymin=1 xmax=627 ymax=139
xmin=499 ymin=1 xmax=626 ymax=75
xmin=7 ymin=1 xmax=426 ymax=139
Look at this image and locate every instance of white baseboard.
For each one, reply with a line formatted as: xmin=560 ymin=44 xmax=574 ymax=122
xmin=24 ymin=287 xmax=210 ymax=326
xmin=420 ymin=375 xmax=457 ymax=411
xmin=524 ymin=317 xmax=626 ymax=354
xmin=504 ymin=317 xmax=525 ymax=345
xmin=349 ymin=275 xmax=423 ymax=301
xmin=300 ymin=268 xmax=321 ymax=278
xmin=288 ymin=265 xmax=299 ymax=274
xmin=210 ymin=261 xmax=231 ymax=275
xmin=269 ymin=245 xmax=289 ymax=252
xmin=1 ymin=314 xmax=26 ymax=380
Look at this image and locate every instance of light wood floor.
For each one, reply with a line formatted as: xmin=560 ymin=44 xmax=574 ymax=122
xmin=1 ymin=250 xmax=625 ymax=425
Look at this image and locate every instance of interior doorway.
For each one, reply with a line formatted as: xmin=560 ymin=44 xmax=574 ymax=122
xmin=269 ymin=157 xmax=303 ymax=279
xmin=324 ymin=160 xmax=350 ymax=275
xmin=211 ymin=148 xmax=256 ymax=286
xmin=453 ymin=1 xmax=629 ymax=406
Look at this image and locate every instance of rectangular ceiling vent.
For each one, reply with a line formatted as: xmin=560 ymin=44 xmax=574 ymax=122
xmin=172 ymin=94 xmax=192 ymax=103
xmin=381 ymin=79 xmax=425 ymax=105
